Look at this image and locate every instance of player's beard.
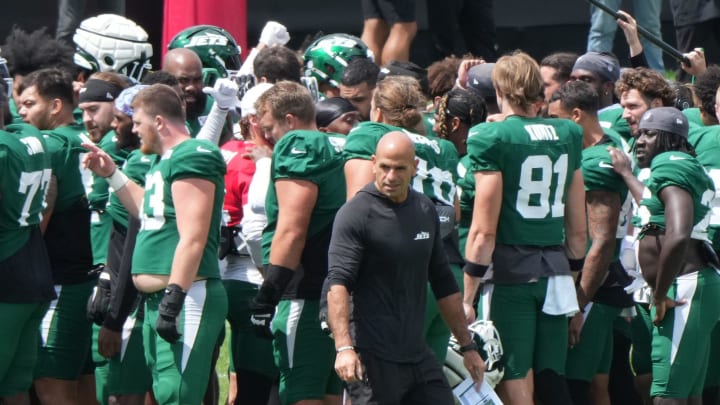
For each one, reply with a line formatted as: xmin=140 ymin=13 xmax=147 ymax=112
xmin=140 ymin=128 xmax=161 ymax=155
xmin=185 ymin=90 xmax=207 ymax=121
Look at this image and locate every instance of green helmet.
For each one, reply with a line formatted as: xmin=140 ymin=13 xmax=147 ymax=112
xmin=303 ymin=33 xmax=373 ymax=88
xmin=168 ymin=25 xmax=242 ymax=85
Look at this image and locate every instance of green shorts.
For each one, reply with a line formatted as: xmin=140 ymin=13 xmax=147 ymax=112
xmin=488 ymin=279 xmax=569 ymax=380
xmin=566 ymin=302 xmax=622 ymax=381
xmin=223 ymin=280 xmax=277 ymax=378
xmin=704 ymin=322 xmax=720 ymax=389
xmin=630 ymin=303 xmax=653 ymax=376
xmin=144 ymin=278 xmax=227 ymax=405
xmin=651 ymin=268 xmax=720 ymax=399
xmin=0 ymin=302 xmax=49 ymax=396
xmin=90 ymin=210 xmax=112 ymax=265
xmin=272 ymin=299 xmax=343 ymax=405
xmin=35 ymin=280 xmax=95 ymax=380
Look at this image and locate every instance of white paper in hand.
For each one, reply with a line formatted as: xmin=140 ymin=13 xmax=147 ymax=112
xmin=453 ymin=378 xmax=504 ymax=405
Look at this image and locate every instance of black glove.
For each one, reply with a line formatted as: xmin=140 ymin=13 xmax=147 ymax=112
xmin=156 ymin=284 xmax=186 ymax=344
xmin=86 ymin=267 xmax=112 ymax=326
xmin=249 ymin=264 xmax=294 ymax=339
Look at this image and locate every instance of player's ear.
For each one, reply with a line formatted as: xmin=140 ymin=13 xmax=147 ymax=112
xmin=570 ymin=107 xmax=582 ymax=123
xmin=450 ymin=116 xmax=462 ymax=133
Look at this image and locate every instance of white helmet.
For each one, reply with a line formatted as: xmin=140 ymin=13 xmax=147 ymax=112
xmin=448 ymin=320 xmax=505 ymax=388
xmin=73 ymin=14 xmax=153 ymax=81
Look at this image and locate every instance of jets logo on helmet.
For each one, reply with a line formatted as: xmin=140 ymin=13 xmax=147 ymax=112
xmin=73 ymin=14 xmax=153 ymax=81
xmin=168 ymin=25 xmax=242 ymax=86
xmin=448 ymin=320 xmax=505 ymax=388
xmin=303 ymin=33 xmax=373 ymax=88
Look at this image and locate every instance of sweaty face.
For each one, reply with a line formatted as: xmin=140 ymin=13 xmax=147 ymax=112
xmin=80 ymin=101 xmax=116 ymax=143
xmin=540 ymin=66 xmax=562 ymax=102
xmin=340 ymin=82 xmax=373 ymax=120
xmin=165 ymin=63 xmax=206 ymax=119
xmin=634 ymin=129 xmax=659 ymax=168
xmin=621 ymin=89 xmax=651 ymax=137
xmin=372 ymin=148 xmax=417 ymax=203
xmin=112 ymin=109 xmax=138 ymax=150
xmin=258 ymin=106 xmax=291 ymax=145
xmin=132 ymin=108 xmax=161 ymax=155
xmin=18 ymin=86 xmax=53 ymax=130
xmin=325 ymin=111 xmax=360 ymax=135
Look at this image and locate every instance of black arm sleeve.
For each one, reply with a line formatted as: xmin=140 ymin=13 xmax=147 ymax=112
xmin=326 ymin=202 xmax=365 ymax=293
xmin=103 ymin=218 xmax=141 ymax=332
xmin=630 ymin=51 xmax=649 ymax=68
xmin=428 ymin=213 xmax=460 ymax=300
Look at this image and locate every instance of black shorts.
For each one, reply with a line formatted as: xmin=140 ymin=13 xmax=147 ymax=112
xmin=362 ymin=0 xmax=416 ymax=24
xmin=346 ymin=348 xmax=453 ymax=405
xmin=0 ymin=227 xmax=55 ymax=302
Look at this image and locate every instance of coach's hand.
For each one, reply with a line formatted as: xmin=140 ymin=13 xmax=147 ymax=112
xmin=335 ymin=347 xmax=364 ymax=383
xmin=156 ymin=284 xmax=186 ymax=344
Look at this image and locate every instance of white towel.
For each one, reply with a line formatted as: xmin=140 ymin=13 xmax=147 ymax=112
xmin=542 ymin=275 xmax=579 ymax=316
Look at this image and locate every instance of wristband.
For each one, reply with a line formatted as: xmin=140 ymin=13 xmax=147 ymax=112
xmin=256 ymin=264 xmax=295 ymax=306
xmin=463 ymin=261 xmax=489 ymax=277
xmin=336 ymin=345 xmax=355 ymax=354
xmin=459 ymin=341 xmax=478 ymax=353
xmin=106 ymin=169 xmax=129 ymax=191
xmin=568 ymin=257 xmax=585 ymax=272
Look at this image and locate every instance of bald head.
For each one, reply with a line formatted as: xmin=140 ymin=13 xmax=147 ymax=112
xmin=372 ymin=131 xmax=417 ymax=203
xmin=162 ymin=48 xmax=206 ymax=119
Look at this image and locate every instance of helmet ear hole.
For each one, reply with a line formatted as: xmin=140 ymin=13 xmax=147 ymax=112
xmin=103 ymin=55 xmax=115 ymax=67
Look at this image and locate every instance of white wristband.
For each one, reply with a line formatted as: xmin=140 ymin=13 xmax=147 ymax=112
xmin=106 ymin=169 xmax=129 ymax=191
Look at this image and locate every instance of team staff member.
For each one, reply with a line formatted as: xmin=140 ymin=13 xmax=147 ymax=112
xmin=82 ymin=84 xmax=228 ymax=405
xmin=609 ymin=107 xmax=720 ymax=402
xmin=0 ymin=85 xmax=55 ymax=405
xmin=17 ymin=67 xmax=96 ymax=405
xmin=248 ymin=81 xmax=345 ymax=405
xmin=327 ymin=131 xmax=485 ymax=404
xmin=463 ymin=51 xmax=587 ymax=405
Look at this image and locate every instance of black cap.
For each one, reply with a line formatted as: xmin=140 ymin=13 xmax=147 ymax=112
xmin=315 ymin=97 xmax=357 ymax=128
xmin=572 ymin=52 xmax=620 ymax=83
xmin=378 ymin=60 xmax=429 ymax=95
xmin=467 ymin=63 xmax=495 ymax=99
xmin=639 ymin=107 xmax=689 ymax=138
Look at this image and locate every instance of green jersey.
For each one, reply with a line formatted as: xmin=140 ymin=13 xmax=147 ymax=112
xmin=456 ymin=154 xmax=474 ymax=256
xmin=132 ymin=139 xmax=226 ymax=278
xmin=106 ymin=149 xmax=153 ymax=230
xmin=637 ymin=151 xmax=714 ymax=241
xmin=683 ymin=107 xmax=704 ymax=127
xmin=186 ymin=96 xmax=214 ymax=137
xmin=598 ymin=104 xmax=631 ymax=142
xmin=467 ymin=115 xmax=583 ymax=246
xmin=42 ymin=124 xmax=88 ymax=212
xmin=582 ymin=130 xmax=632 ymax=241
xmin=422 ymin=111 xmax=438 ymax=137
xmin=687 ymin=124 xmax=720 ymax=248
xmin=0 ymin=124 xmax=53 ymax=261
xmin=263 ymin=130 xmax=347 ymax=262
xmin=344 ymin=121 xmax=459 ymax=206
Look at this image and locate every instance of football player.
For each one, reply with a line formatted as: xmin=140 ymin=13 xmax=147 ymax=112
xmin=17 ymin=67 xmax=96 ymax=405
xmin=463 ymin=51 xmax=586 ymax=405
xmin=547 ymin=80 xmax=633 ymax=405
xmin=83 ymin=84 xmax=228 ymax=405
xmin=0 ymin=81 xmax=55 ymax=405
xmin=248 ymin=81 xmax=346 ymax=405
xmin=609 ymin=107 xmax=719 ymax=403
xmin=303 ymin=33 xmax=374 ymax=98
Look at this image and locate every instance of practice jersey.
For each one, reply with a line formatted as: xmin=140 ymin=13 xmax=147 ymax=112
xmin=636 ymin=151 xmax=714 ymax=241
xmin=186 ymin=96 xmax=214 ymax=137
xmin=220 ymin=139 xmax=255 ymax=227
xmin=0 ymin=124 xmax=52 ymax=261
xmin=42 ymin=123 xmax=88 ymax=212
xmin=132 ymin=139 xmax=226 ymax=278
xmin=683 ymin=107 xmax=704 ymax=127
xmin=344 ymin=121 xmax=459 ymax=206
xmin=467 ymin=115 xmax=583 ymax=246
xmin=456 ymin=154 xmax=474 ymax=256
xmin=106 ymin=149 xmax=153 ymax=230
xmin=582 ymin=130 xmax=632 ymax=241
xmin=262 ymin=130 xmax=346 ymax=298
xmin=687 ymin=124 xmax=720 ymax=248
xmin=598 ymin=104 xmax=631 ymax=142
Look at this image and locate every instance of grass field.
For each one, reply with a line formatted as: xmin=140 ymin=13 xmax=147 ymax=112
xmin=216 ymin=323 xmax=231 ymax=404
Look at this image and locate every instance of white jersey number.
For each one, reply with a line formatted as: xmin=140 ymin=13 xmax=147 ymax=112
xmin=516 ymin=154 xmax=568 ymax=219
